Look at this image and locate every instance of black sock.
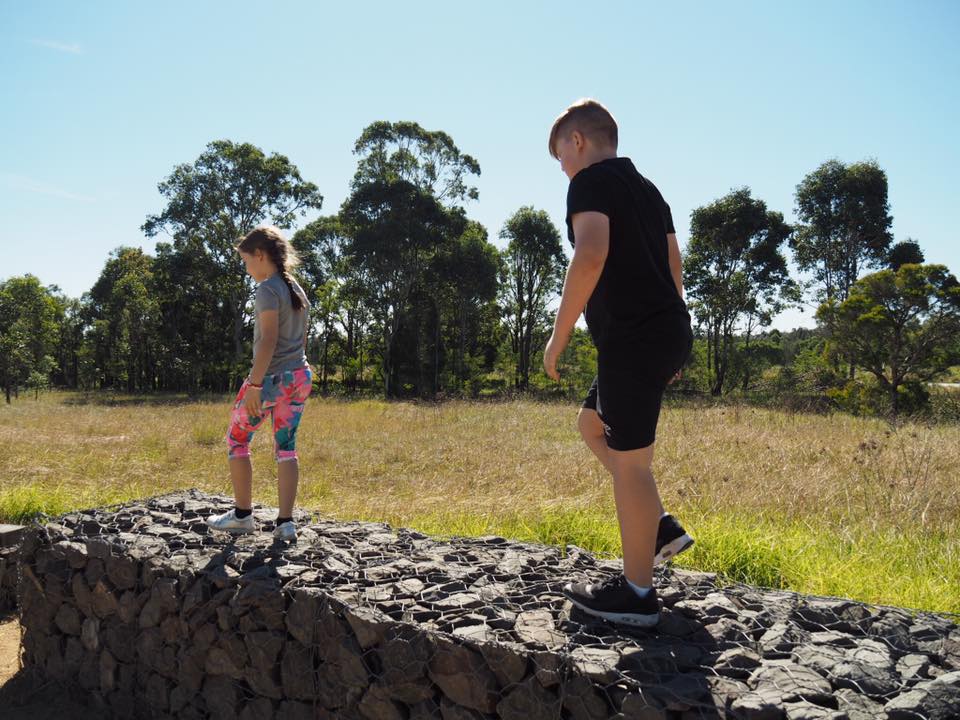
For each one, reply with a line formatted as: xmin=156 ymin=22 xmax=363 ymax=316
xmin=276 ymin=516 xmax=293 ymax=526
xmin=234 ymin=507 xmax=252 ymax=519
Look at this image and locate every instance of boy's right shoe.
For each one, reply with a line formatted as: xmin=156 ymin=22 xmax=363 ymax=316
xmin=654 ymin=514 xmax=694 ymax=566
xmin=563 ymin=574 xmax=660 ymax=627
xmin=206 ymin=509 xmax=256 ymax=534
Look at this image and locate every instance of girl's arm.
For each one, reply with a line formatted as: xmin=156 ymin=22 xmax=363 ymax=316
xmin=248 ymin=310 xmax=279 ymax=384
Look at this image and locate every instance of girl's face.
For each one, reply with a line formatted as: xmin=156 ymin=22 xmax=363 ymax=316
xmin=239 ymin=249 xmax=276 ymax=282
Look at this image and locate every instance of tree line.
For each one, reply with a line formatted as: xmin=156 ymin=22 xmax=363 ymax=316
xmin=3 ymin=123 xmax=959 ymax=417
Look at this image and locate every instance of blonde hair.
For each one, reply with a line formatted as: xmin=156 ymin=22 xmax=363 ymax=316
xmin=548 ymin=98 xmax=618 ymax=159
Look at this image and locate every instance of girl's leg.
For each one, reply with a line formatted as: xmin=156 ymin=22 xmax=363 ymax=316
xmin=230 ymin=457 xmax=254 ymax=510
xmin=226 ymin=382 xmax=266 ymax=509
xmin=579 ymin=407 xmax=665 ymax=516
xmin=271 ymin=368 xmax=312 ymax=519
xmin=277 ymin=459 xmax=298 ymax=519
xmin=607 ymin=442 xmax=661 ymax=588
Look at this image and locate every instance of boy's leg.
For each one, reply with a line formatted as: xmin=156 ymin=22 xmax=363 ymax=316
xmin=607 ymin=443 xmax=661 ymax=587
xmin=578 ymin=405 xmax=667 ymax=517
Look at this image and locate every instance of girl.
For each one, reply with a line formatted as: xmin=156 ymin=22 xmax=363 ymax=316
xmin=207 ymin=226 xmax=313 ymax=541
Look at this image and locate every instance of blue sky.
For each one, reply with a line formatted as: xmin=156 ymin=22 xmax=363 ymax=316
xmin=2 ymin=0 xmax=958 ymax=330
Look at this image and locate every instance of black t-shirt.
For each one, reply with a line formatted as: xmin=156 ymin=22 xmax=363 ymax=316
xmin=565 ymin=157 xmax=686 ymax=346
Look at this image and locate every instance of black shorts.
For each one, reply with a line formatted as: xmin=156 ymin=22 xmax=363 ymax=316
xmin=581 ymin=311 xmax=692 ymax=451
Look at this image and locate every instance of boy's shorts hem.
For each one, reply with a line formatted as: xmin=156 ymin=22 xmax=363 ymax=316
xmin=582 ymin=379 xmax=660 ymax=451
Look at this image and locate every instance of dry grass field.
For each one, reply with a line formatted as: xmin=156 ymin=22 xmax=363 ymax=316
xmin=1 ymin=391 xmax=958 ymax=613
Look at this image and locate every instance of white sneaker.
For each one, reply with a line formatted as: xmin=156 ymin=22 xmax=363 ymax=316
xmin=206 ymin=509 xmax=256 ymax=534
xmin=273 ymin=521 xmax=297 ymax=542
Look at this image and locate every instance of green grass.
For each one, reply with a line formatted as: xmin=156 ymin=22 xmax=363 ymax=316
xmin=1 ymin=390 xmax=958 ymax=615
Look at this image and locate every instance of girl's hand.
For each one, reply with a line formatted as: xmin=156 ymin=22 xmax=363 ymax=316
xmin=244 ymin=385 xmax=263 ymax=418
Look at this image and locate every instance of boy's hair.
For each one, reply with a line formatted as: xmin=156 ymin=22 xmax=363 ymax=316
xmin=237 ymin=226 xmax=306 ymax=311
xmin=548 ymin=98 xmax=618 ymax=159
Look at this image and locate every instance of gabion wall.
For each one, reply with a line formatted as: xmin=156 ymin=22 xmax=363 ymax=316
xmin=12 ymin=490 xmax=960 ymax=719
xmin=1 ymin=540 xmax=20 ymax=614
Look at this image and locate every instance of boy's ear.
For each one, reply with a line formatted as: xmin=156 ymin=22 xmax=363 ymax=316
xmin=571 ymin=129 xmax=585 ymax=151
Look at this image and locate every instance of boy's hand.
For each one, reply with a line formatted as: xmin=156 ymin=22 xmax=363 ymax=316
xmin=669 ymin=370 xmax=682 ymax=385
xmin=244 ymin=385 xmax=262 ymax=418
xmin=543 ymin=333 xmax=566 ymax=381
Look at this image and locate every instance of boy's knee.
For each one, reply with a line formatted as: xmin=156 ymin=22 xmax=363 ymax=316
xmin=577 ymin=408 xmax=603 ymax=439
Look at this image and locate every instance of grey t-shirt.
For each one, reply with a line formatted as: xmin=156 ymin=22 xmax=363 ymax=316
xmin=253 ymin=273 xmax=310 ymax=376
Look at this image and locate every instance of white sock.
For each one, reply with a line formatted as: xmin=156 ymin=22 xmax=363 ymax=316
xmin=660 ymin=511 xmax=670 ymax=520
xmin=625 ymin=577 xmax=652 ymax=597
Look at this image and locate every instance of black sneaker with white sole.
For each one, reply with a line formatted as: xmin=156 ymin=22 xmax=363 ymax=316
xmin=563 ymin=574 xmax=660 ymax=627
xmin=654 ymin=514 xmax=694 ymax=565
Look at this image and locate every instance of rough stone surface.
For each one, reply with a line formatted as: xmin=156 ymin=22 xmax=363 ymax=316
xmin=8 ymin=489 xmax=960 ymax=719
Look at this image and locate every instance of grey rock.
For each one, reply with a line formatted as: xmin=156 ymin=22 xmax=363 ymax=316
xmin=793 ymin=641 xmax=899 ymax=697
xmin=54 ymin=603 xmax=81 ymax=635
xmin=514 ymin=608 xmax=566 ymax=647
xmin=897 ymin=652 xmax=934 ymax=684
xmin=884 ymin=670 xmax=960 ymax=720
xmin=833 ymin=688 xmax=885 ymax=720
xmin=238 ymin=698 xmax=276 ymax=720
xmin=783 ymin=700 xmax=847 ymax=719
xmin=730 ymin=689 xmax=787 ymax=720
xmin=715 ymin=646 xmax=763 ymax=679
xmin=748 ymin=662 xmax=834 ymax=706
xmin=497 ymin=676 xmax=560 ymax=720
xmin=428 ymin=638 xmax=500 ymax=713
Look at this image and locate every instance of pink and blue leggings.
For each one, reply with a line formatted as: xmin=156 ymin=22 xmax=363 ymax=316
xmin=226 ymin=366 xmax=312 ymax=463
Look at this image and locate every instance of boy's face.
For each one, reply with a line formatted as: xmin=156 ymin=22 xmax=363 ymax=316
xmin=555 ymin=130 xmax=586 ymax=180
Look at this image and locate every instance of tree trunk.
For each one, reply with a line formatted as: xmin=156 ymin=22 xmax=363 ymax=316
xmin=434 ymin=306 xmax=441 ymax=396
xmin=321 ymin=331 xmax=329 ymax=392
xmin=233 ymin=298 xmax=245 ymax=387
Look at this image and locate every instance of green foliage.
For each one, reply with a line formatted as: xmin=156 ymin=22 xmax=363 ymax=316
xmin=0 ymin=275 xmax=62 ymax=403
xmin=685 ymin=188 xmax=798 ymax=395
xmin=887 ymin=239 xmax=925 ymax=270
xmin=792 ymin=159 xmax=893 ymax=303
xmin=6 ymin=130 xmax=958 ymax=423
xmin=142 ymin=139 xmax=323 ymax=383
xmin=499 ymin=206 xmax=567 ymax=390
xmin=818 ymin=264 xmax=960 ymax=415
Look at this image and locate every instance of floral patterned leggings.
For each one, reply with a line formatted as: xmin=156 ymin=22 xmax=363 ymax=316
xmin=226 ymin=366 xmax=312 ymax=463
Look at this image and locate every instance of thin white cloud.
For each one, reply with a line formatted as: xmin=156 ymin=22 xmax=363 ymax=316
xmin=31 ymin=39 xmax=83 ymax=55
xmin=1 ymin=174 xmax=96 ymax=202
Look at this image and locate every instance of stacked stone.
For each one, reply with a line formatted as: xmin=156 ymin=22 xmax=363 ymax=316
xmin=13 ymin=490 xmax=960 ymax=719
xmin=1 ymin=541 xmax=21 ymax=614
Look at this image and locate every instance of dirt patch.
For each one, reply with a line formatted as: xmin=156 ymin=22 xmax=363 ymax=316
xmin=0 ymin=615 xmax=101 ymax=720
xmin=0 ymin=615 xmax=21 ymax=683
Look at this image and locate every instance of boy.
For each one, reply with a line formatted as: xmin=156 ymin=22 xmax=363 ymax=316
xmin=544 ymin=99 xmax=694 ymax=627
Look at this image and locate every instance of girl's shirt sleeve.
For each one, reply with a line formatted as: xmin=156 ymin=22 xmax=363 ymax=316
xmin=255 ymin=282 xmax=280 ymax=314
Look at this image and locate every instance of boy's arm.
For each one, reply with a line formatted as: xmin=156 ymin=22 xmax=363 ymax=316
xmin=668 ymin=232 xmax=684 ymax=298
xmin=543 ymin=212 xmax=609 ymax=380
